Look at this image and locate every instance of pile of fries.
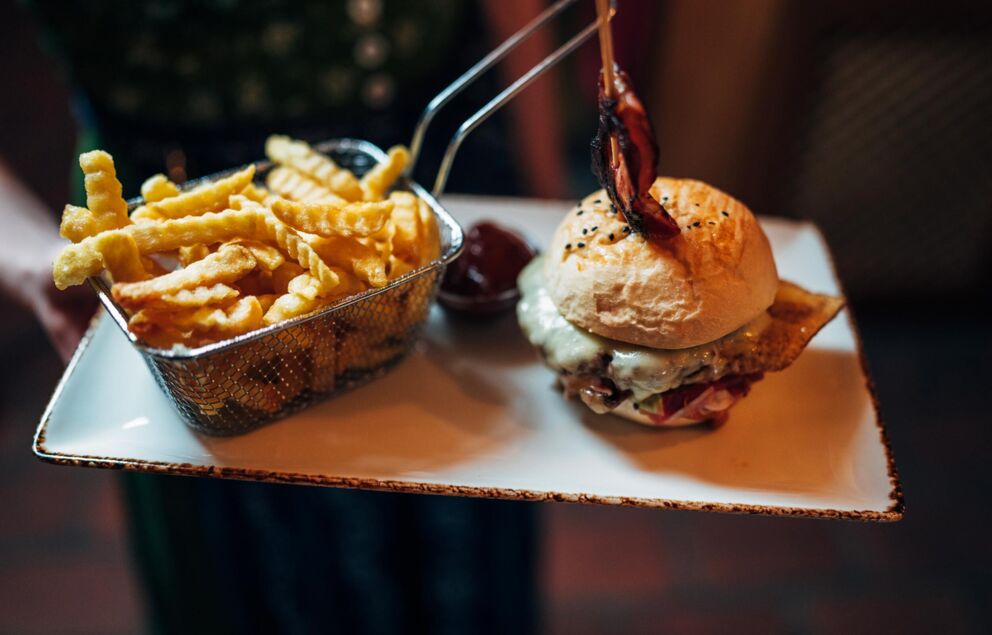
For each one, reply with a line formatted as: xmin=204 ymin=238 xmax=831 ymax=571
xmin=52 ymin=137 xmax=440 ymax=350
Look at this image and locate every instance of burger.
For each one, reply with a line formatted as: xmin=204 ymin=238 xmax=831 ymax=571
xmin=516 ymin=177 xmax=844 ymax=427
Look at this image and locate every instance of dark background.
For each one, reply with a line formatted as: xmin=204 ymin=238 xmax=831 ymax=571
xmin=1 ymin=0 xmax=990 ymax=632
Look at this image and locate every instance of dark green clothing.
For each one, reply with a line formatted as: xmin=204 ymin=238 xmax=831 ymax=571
xmin=29 ymin=2 xmax=537 ymax=632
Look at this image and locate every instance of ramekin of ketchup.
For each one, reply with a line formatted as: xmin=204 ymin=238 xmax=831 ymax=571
xmin=439 ymin=221 xmax=537 ymax=316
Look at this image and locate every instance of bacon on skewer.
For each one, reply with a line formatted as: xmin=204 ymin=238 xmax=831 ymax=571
xmin=591 ymin=68 xmax=680 ymax=242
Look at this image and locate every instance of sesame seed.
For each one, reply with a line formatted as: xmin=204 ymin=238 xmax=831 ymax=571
xmin=609 ymin=233 xmax=615 ymax=240
xmin=591 ymin=226 xmax=598 ymax=231
xmin=565 ymin=243 xmax=572 ymax=249
xmin=708 ymin=221 xmax=715 ymax=225
xmin=622 ymin=226 xmax=631 ymax=233
xmin=577 ymin=242 xmax=585 ymax=248
xmin=693 ymin=221 xmax=701 ymax=227
xmin=577 ymin=210 xmax=584 ymax=216
xmin=594 ymin=198 xmax=602 ymax=204
xmin=721 ymin=211 xmax=729 ymax=217
xmin=582 ymin=228 xmax=587 ymax=235
xmin=633 ymin=403 xmax=639 ymax=410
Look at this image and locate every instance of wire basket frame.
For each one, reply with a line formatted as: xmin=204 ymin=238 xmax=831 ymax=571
xmin=91 ymin=139 xmax=463 ymax=435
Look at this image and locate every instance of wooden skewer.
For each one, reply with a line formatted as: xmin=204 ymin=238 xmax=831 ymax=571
xmin=595 ymin=0 xmax=617 ymax=99
xmin=595 ymin=0 xmax=619 ymax=165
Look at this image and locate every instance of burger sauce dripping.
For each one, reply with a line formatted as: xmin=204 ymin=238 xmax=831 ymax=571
xmin=590 ymin=69 xmax=679 ymax=244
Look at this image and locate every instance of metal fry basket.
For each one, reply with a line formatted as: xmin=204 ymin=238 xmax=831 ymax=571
xmin=89 ymin=0 xmax=600 ymax=435
xmin=91 ymin=140 xmax=461 ymax=435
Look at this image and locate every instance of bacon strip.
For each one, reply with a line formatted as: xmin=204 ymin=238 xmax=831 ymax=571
xmin=591 ymin=69 xmax=679 ymax=242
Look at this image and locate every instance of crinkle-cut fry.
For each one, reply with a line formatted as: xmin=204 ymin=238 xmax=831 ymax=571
xmin=387 ymin=255 xmax=415 ymax=280
xmin=177 ymin=244 xmax=212 ymax=267
xmin=266 ymin=167 xmax=347 ymax=205
xmin=125 ymin=208 xmax=261 ymax=252
xmin=58 ymin=205 xmax=100 ymax=243
xmin=111 ymin=244 xmax=257 ymax=310
xmin=416 ymin=197 xmax=441 ymax=264
xmin=262 ymin=284 xmax=328 ymax=325
xmin=131 ymin=295 xmax=263 ymax=341
xmin=129 ymin=323 xmax=195 ymax=349
xmin=53 ymin=231 xmax=147 ymax=289
xmin=307 ymin=234 xmax=388 ymax=287
xmin=141 ymin=284 xmax=240 ymax=310
xmin=262 ymin=268 xmax=363 ymax=325
xmin=388 ymin=191 xmax=424 ymax=262
xmin=59 ymin=151 xmax=130 ymax=242
xmin=360 ymin=145 xmax=410 ymax=201
xmin=271 ymin=262 xmax=304 ymax=294
xmin=265 ymin=135 xmax=362 ymax=200
xmin=146 ymin=165 xmax=255 ymax=219
xmin=255 ymin=211 xmax=341 ymax=295
xmin=256 ymin=293 xmax=280 ymax=313
xmin=239 ymin=182 xmax=271 ymax=204
xmin=269 ymin=198 xmax=391 ymax=238
xmin=54 ymin=209 xmax=259 ymax=287
xmin=130 ymin=205 xmax=167 ymax=223
xmin=228 ymin=239 xmax=285 ymax=271
xmin=140 ymin=174 xmax=180 ymax=203
xmin=287 ymin=272 xmax=323 ymax=300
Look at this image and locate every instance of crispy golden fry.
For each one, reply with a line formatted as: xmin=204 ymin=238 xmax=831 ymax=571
xmin=388 ymin=191 xmax=423 ymax=262
xmin=265 ymin=135 xmax=362 ymax=200
xmin=131 ymin=323 xmax=195 ymax=349
xmin=266 ymin=167 xmax=348 ymax=204
xmin=140 ymin=174 xmax=180 ymax=203
xmin=59 ymin=205 xmax=102 ymax=242
xmin=141 ymin=284 xmax=240 ymax=310
xmin=55 ymin=209 xmax=260 ymax=287
xmin=416 ymin=196 xmax=441 ymax=264
xmin=255 ymin=210 xmax=342 ymax=294
xmin=229 ymin=239 xmax=285 ymax=271
xmin=53 ymin=231 xmax=147 ymax=289
xmin=270 ymin=262 xmax=305 ymax=294
xmin=130 ymin=206 xmax=167 ymax=223
xmin=146 ymin=165 xmax=255 ymax=219
xmin=360 ymin=145 xmax=410 ymax=201
xmin=126 ymin=208 xmax=261 ymax=252
xmin=177 ymin=244 xmax=212 ymax=267
xmin=387 ymin=255 xmax=415 ymax=279
xmin=269 ymin=198 xmax=391 ymax=238
xmin=262 ymin=279 xmax=328 ymax=325
xmin=239 ymin=182 xmax=271 ymax=204
xmin=307 ymin=234 xmax=387 ymax=287
xmin=131 ymin=295 xmax=263 ymax=342
xmin=286 ymin=272 xmax=323 ymax=300
xmin=256 ymin=293 xmax=280 ymax=313
xmin=111 ymin=244 xmax=256 ymax=310
xmin=59 ymin=151 xmax=130 ymax=242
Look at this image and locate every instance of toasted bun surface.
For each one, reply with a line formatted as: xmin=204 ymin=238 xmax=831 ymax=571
xmin=544 ymin=178 xmax=778 ymax=349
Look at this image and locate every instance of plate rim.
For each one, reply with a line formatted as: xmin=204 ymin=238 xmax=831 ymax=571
xmin=32 ymin=216 xmax=904 ymax=522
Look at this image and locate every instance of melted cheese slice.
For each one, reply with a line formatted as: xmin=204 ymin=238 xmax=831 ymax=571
xmin=517 ymin=256 xmax=843 ymax=401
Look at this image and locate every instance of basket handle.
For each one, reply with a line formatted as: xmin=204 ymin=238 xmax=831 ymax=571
xmin=406 ymin=0 xmax=609 ymax=198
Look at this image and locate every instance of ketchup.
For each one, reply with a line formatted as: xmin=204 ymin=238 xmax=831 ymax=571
xmin=439 ymin=221 xmax=536 ymax=315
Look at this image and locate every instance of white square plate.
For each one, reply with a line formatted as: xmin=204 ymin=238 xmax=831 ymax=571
xmin=34 ymin=195 xmax=902 ymax=520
